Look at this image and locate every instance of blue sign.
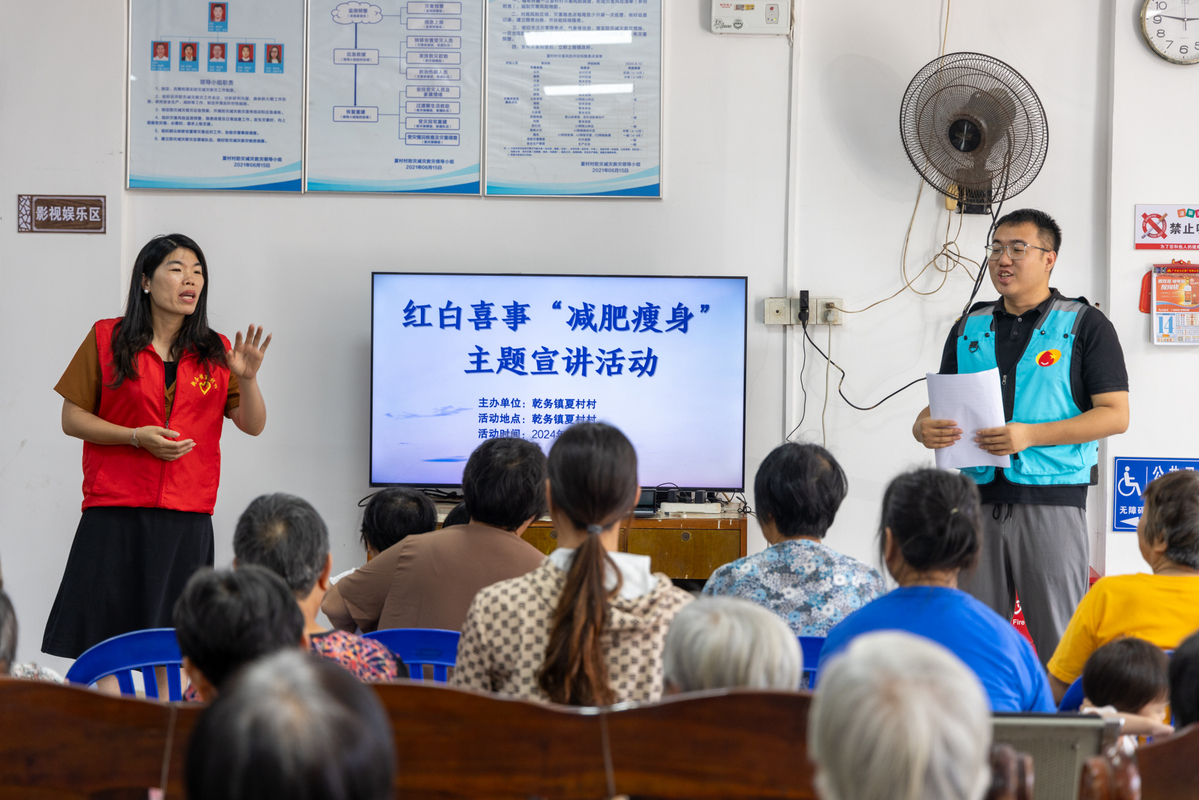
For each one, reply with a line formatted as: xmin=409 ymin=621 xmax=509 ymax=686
xmin=1113 ymin=457 xmax=1199 ymax=531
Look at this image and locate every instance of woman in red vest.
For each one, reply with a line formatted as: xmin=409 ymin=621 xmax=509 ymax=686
xmin=42 ymin=233 xmax=271 ymax=659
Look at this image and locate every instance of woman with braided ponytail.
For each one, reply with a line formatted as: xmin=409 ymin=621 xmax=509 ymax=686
xmin=451 ymin=423 xmax=692 ymax=704
xmin=813 ymin=468 xmax=1055 ymax=712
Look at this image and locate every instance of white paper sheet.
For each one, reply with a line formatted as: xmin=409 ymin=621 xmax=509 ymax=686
xmin=925 ymin=369 xmax=1011 ymax=471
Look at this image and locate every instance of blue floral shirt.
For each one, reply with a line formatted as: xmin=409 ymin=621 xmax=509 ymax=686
xmin=702 ymin=539 xmax=887 ymax=636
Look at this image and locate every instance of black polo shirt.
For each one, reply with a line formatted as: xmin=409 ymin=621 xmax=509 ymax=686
xmin=938 ymin=289 xmax=1128 ymax=508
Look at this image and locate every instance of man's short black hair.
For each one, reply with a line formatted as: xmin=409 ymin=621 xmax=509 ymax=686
xmin=442 ymin=501 xmax=470 ymax=528
xmin=360 ymin=488 xmax=437 ymax=553
xmin=234 ymin=493 xmax=329 ymax=596
xmin=186 ymin=650 xmax=395 ymax=800
xmin=1081 ymin=637 xmax=1169 ymax=714
xmin=753 ymin=443 xmax=847 ymax=539
xmin=995 ymin=208 xmax=1062 ymax=254
xmin=173 ymin=566 xmax=304 ymax=691
xmin=1170 ymin=630 xmax=1199 ymax=728
xmin=0 ymin=589 xmax=15 ymax=674
xmin=461 ymin=437 xmax=548 ymax=531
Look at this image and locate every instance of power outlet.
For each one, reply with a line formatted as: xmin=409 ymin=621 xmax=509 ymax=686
xmin=764 ymin=297 xmax=791 ymax=325
xmin=812 ymin=298 xmax=843 ymax=325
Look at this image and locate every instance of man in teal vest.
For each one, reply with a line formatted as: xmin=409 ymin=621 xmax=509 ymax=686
xmin=912 ymin=209 xmax=1128 ymax=690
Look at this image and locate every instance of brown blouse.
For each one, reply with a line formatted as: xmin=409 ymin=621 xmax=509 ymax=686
xmin=55 ymin=326 xmax=240 ymax=419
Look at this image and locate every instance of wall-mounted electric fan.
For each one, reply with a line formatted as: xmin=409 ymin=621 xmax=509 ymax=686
xmin=899 ymin=52 xmax=1048 ymax=215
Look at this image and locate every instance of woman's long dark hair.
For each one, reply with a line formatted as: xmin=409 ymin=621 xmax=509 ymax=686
xmin=537 ymin=423 xmax=639 ymax=706
xmin=108 ymin=234 xmax=227 ymax=388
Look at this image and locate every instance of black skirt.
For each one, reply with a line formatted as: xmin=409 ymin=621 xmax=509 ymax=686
xmin=41 ymin=506 xmax=215 ymax=659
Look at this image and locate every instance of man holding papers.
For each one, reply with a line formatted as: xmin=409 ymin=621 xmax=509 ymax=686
xmin=912 ymin=209 xmax=1128 ymax=664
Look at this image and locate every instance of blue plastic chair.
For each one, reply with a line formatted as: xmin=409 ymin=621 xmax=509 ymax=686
xmin=64 ymin=628 xmax=184 ymax=701
xmin=1058 ymin=676 xmax=1086 ymax=711
xmin=363 ymin=628 xmax=460 ymax=682
xmin=798 ymin=636 xmax=826 ymax=690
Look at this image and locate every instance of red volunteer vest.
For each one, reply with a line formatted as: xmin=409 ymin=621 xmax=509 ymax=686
xmin=82 ymin=318 xmax=231 ymax=514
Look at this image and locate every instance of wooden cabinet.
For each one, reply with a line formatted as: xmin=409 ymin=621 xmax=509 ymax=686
xmin=521 ymin=513 xmax=747 ymax=580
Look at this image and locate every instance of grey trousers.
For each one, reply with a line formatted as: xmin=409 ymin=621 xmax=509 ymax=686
xmin=957 ymin=502 xmax=1089 ymax=667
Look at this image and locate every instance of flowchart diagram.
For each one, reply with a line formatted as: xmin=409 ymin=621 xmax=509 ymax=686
xmin=306 ymin=0 xmax=482 ymax=192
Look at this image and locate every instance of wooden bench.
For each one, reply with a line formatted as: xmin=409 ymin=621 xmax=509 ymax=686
xmin=1136 ymin=723 xmax=1199 ymax=800
xmin=0 ymin=678 xmax=1033 ymax=800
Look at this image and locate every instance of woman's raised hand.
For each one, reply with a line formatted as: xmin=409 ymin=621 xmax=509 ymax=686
xmin=136 ymin=427 xmax=196 ymax=461
xmin=227 ymin=324 xmax=272 ymax=381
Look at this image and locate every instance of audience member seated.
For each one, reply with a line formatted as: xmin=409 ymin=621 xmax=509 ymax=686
xmin=1170 ymin=629 xmax=1199 ymax=728
xmin=323 ymin=437 xmax=548 ymax=633
xmin=186 ymin=649 xmax=395 ymax=800
xmin=360 ymin=487 xmax=437 ymax=560
xmin=810 ymin=631 xmax=991 ymax=800
xmin=0 ymin=588 xmax=63 ymax=682
xmin=174 ymin=566 xmax=305 ymax=701
xmin=662 ymin=595 xmax=801 ymax=692
xmin=1079 ymin=637 xmax=1173 ymax=741
xmin=1047 ymin=470 xmax=1199 ymax=702
xmin=441 ymin=501 xmax=470 ymax=529
xmin=233 ymin=493 xmax=400 ymax=682
xmin=453 ymin=422 xmax=692 ymax=704
xmin=816 ymin=468 xmax=1054 ymax=712
xmin=703 ymin=444 xmax=885 ymax=635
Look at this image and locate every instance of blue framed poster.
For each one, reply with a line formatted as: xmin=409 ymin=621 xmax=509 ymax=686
xmin=483 ymin=0 xmax=662 ymax=197
xmin=129 ymin=0 xmax=304 ymax=191
xmin=306 ymin=1 xmax=484 ymax=193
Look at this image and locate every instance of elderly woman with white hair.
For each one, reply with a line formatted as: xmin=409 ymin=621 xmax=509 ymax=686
xmin=663 ymin=596 xmax=802 ymax=692
xmin=809 ymin=631 xmax=992 ymax=800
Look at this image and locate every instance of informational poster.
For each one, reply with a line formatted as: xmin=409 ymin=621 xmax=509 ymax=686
xmin=1151 ymin=263 xmax=1199 ymax=345
xmin=1136 ymin=204 xmax=1199 ymax=250
xmin=129 ymin=0 xmax=304 ymax=191
xmin=307 ymin=1 xmax=484 ymax=193
xmin=1113 ymin=457 xmax=1199 ymax=531
xmin=484 ymin=0 xmax=662 ymax=196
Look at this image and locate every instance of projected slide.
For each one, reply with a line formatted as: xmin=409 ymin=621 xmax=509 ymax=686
xmin=371 ymin=274 xmax=746 ymax=488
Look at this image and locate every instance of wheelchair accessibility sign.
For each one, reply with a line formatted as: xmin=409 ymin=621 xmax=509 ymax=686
xmin=1113 ymin=457 xmax=1199 ymax=531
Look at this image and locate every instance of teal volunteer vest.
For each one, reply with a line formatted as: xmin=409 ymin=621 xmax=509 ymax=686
xmin=954 ymin=296 xmax=1097 ymax=487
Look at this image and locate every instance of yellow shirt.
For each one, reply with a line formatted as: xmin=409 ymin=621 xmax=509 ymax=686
xmin=1047 ymin=573 xmax=1199 ymax=684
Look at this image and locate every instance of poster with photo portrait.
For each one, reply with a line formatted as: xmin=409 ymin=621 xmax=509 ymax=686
xmin=207 ymin=41 xmax=227 ymax=71
xmin=179 ymin=42 xmax=199 ymax=71
xmin=151 ymin=41 xmax=170 ymax=70
xmin=208 ymin=2 xmax=228 ymax=31
xmin=264 ymin=43 xmax=283 ymax=73
xmin=235 ymin=43 xmax=255 ymax=72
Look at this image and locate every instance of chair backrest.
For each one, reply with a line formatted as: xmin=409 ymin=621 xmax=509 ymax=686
xmin=988 ymin=742 xmax=1036 ymax=800
xmin=605 ymin=689 xmax=817 ymax=799
xmin=1136 ymin=722 xmax=1199 ymax=800
xmin=1078 ymin=748 xmax=1140 ymax=800
xmin=362 ymin=628 xmax=459 ymax=682
xmin=798 ymin=636 xmax=825 ymax=689
xmin=1059 ymin=676 xmax=1086 ymax=712
xmin=371 ymin=681 xmax=609 ymax=799
xmin=0 ymin=677 xmax=182 ymax=798
xmin=64 ymin=628 xmax=185 ymax=701
xmin=993 ymin=713 xmax=1120 ymax=800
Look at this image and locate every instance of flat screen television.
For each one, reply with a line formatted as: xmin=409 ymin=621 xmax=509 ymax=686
xmin=371 ymin=273 xmax=747 ymax=490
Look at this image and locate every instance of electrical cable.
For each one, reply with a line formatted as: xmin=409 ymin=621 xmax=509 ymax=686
xmin=802 ymin=324 xmax=928 ymax=411
xmin=821 ymin=324 xmax=831 ymax=448
xmin=784 ymin=319 xmax=809 ymax=441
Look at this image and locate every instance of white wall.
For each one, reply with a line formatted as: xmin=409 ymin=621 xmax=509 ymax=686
xmin=2 ymin=0 xmax=1167 ymax=672
xmin=1104 ymin=0 xmax=1199 ymax=576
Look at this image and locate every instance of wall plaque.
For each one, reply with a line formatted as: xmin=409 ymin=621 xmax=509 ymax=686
xmin=17 ymin=195 xmax=106 ymax=233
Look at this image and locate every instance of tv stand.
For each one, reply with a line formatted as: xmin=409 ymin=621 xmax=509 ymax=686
xmin=521 ymin=512 xmax=748 ymax=581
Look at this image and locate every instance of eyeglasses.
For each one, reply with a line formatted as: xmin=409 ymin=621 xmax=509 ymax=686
xmin=986 ymin=243 xmax=1052 ymax=261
